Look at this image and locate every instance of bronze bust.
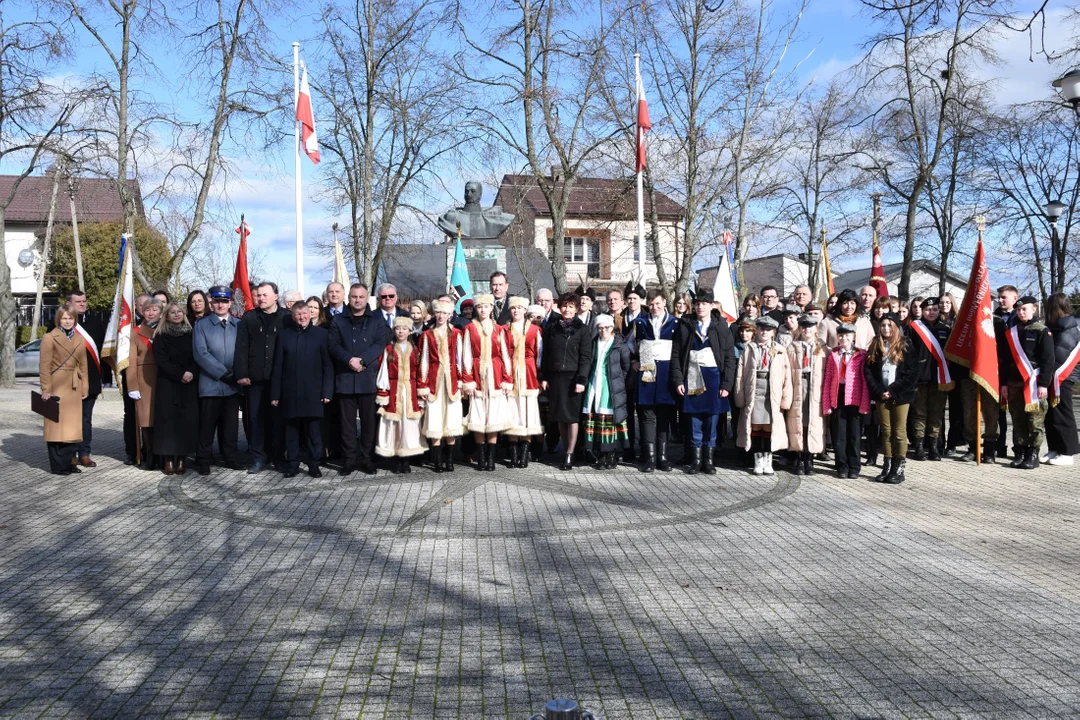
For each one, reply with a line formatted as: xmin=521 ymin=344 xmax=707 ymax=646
xmin=438 ymin=181 xmax=515 ymax=241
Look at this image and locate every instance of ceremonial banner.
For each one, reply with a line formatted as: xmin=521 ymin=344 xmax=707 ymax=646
xmin=943 ymin=238 xmax=998 ymax=402
xmin=101 ymin=234 xmax=135 ymax=382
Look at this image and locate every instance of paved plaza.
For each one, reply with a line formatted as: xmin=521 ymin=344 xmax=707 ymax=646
xmin=1 ymin=382 xmax=1079 ymax=718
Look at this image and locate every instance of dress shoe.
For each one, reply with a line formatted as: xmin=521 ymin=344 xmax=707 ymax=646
xmin=247 ymin=461 xmax=267 ymax=474
xmin=282 ymin=470 xmax=298 ymax=479
xmin=847 ymin=468 xmax=860 ymax=479
xmin=308 ymin=464 xmax=322 ymax=478
xmin=560 ymin=453 xmax=573 ymax=471
xmin=197 ymin=465 xmax=211 ymax=476
xmin=359 ymin=461 xmax=377 ymax=475
xmin=176 ymin=457 xmax=187 ymax=475
xmin=67 ymin=466 xmax=82 ymax=474
xmin=78 ymin=456 xmax=97 ymax=468
xmin=163 ymin=459 xmax=175 ymax=476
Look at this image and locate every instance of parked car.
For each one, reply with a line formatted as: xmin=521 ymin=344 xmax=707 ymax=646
xmin=15 ymin=339 xmax=41 ymax=376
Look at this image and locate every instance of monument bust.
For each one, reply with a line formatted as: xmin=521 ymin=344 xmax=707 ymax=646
xmin=438 ymin=181 xmax=515 ymax=241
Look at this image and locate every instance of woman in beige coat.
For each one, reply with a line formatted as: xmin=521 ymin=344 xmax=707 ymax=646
xmin=785 ymin=315 xmax=828 ymax=476
xmin=39 ymin=305 xmax=89 ymax=474
xmin=128 ymin=297 xmax=162 ymax=469
xmin=734 ymin=316 xmax=793 ymax=475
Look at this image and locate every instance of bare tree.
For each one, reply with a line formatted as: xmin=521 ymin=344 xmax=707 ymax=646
xmin=0 ymin=9 xmax=72 ymax=386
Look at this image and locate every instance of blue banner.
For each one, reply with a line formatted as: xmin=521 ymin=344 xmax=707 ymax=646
xmin=451 ymin=237 xmax=472 ymax=311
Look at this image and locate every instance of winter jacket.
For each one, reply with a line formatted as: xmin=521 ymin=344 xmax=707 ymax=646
xmin=234 ymin=306 xmax=289 ymax=383
xmin=864 ymin=336 xmax=922 ymax=406
xmin=669 ymin=313 xmax=738 ymax=395
xmin=193 ymin=314 xmax=240 ymax=397
xmin=1049 ymin=315 xmax=1080 ymax=384
xmin=328 ymin=310 xmax=391 ymax=395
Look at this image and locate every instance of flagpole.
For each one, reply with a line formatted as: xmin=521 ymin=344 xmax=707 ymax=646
xmin=975 ymin=216 xmax=986 ymax=465
xmin=293 ymin=42 xmax=304 ymax=297
xmin=635 ymin=53 xmax=646 ymax=283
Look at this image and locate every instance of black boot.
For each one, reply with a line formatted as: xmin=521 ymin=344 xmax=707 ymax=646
xmin=475 ymin=444 xmax=486 ymax=471
xmin=444 ymin=444 xmax=456 ymax=472
xmin=641 ymin=443 xmax=656 ymax=473
xmin=687 ymin=447 xmax=702 ymax=475
xmin=488 ymin=444 xmax=498 ymax=471
xmin=983 ymin=447 xmax=996 ymax=464
xmin=806 ymin=453 xmax=816 ymax=476
xmin=793 ymin=451 xmax=804 ymax=476
xmin=1021 ymin=446 xmax=1039 ymax=470
xmin=560 ymin=452 xmax=573 ymax=471
xmin=1010 ymin=446 xmax=1027 ymax=469
xmin=657 ymin=441 xmax=671 ymax=472
xmin=876 ymin=457 xmax=893 ymax=482
xmin=913 ymin=436 xmax=926 ymax=461
xmin=701 ymin=448 xmax=715 ymax=475
xmin=433 ymin=444 xmax=445 ymax=473
xmin=885 ymin=458 xmax=906 ymax=484
xmin=927 ymin=438 xmax=941 ymax=461
xmin=623 ymin=447 xmax=637 ymax=464
xmin=521 ymin=441 xmax=530 ymax=468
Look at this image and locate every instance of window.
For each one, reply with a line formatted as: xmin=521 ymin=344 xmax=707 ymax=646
xmin=632 ymin=235 xmax=656 ymax=262
xmin=563 ymin=235 xmax=601 ymax=278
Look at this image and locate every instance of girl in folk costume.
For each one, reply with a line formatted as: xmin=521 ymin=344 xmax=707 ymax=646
xmin=505 ymin=297 xmax=543 ymax=467
xmin=785 ymin=315 xmax=828 ymax=477
xmin=734 ymin=316 xmax=793 ymax=476
xmin=633 ymin=290 xmax=680 ymax=473
xmin=822 ymin=323 xmax=871 ymax=478
xmin=128 ymin=296 xmax=162 ymax=470
xmin=418 ymin=300 xmax=465 ymax=473
xmin=583 ymin=314 xmax=632 ymax=469
xmin=376 ymin=318 xmax=426 ymax=472
xmin=462 ymin=294 xmax=515 ymax=471
xmin=865 ymin=312 xmax=921 ymax=484
xmin=38 ymin=305 xmax=89 ymax=474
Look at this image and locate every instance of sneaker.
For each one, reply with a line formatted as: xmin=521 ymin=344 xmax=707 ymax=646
xmin=1043 ymin=451 xmax=1059 ymax=463
xmin=1038 ymin=453 xmax=1049 ymax=464
xmin=1049 ymin=454 xmax=1074 ymax=466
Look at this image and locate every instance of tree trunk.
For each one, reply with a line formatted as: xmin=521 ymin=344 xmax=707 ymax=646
xmin=898 ymin=186 xmax=921 ymax=301
xmin=32 ymin=163 xmax=63 ymax=332
xmin=0 ymin=207 xmax=15 ymax=387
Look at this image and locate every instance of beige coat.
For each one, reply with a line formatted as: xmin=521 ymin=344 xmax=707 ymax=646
xmin=39 ymin=329 xmax=88 ymax=443
xmin=818 ymin=315 xmax=874 ymax=350
xmin=734 ymin=342 xmax=793 ymax=451
xmin=785 ymin=340 xmax=827 ymax=453
xmin=129 ymin=323 xmax=158 ymax=428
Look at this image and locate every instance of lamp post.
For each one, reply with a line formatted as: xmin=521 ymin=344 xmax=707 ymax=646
xmin=1052 ymin=68 xmax=1080 ymax=115
xmin=1044 ymin=199 xmax=1066 ymax=295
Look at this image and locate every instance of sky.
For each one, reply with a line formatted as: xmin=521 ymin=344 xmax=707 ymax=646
xmin=5 ymin=0 xmax=1071 ymax=294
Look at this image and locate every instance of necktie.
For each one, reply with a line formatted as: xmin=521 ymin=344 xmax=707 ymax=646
xmin=760 ymin=345 xmax=768 ymax=369
xmin=386 ymin=312 xmax=393 ymax=328
xmin=803 ymin=345 xmax=809 ymax=369
xmin=840 ymin=352 xmax=848 ymax=378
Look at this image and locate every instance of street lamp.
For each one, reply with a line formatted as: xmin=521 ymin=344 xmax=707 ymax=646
xmin=1044 ymin=199 xmax=1067 ymax=223
xmin=1052 ymin=68 xmax=1080 ymax=114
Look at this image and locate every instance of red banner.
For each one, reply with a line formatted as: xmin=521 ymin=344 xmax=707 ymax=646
xmin=943 ymin=238 xmax=998 ymax=401
xmin=232 ymin=221 xmax=255 ymax=315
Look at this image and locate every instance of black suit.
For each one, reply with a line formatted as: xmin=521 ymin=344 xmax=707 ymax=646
xmin=375 ymin=306 xmax=410 ymax=331
xmin=76 ymin=313 xmax=106 ymax=458
xmin=493 ymin=297 xmax=513 ymax=325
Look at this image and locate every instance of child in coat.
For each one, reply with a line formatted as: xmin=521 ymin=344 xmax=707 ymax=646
xmin=822 ymin=323 xmax=871 ymax=478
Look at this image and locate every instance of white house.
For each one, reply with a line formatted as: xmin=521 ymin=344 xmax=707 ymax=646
xmin=832 ymin=260 xmax=968 ymax=304
xmin=695 ymin=253 xmax=813 ymax=300
xmin=493 ymin=174 xmax=685 ymax=291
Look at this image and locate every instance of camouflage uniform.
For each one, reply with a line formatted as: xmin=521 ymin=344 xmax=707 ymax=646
xmin=1002 ymin=318 xmax=1055 ymax=460
xmin=910 ymin=318 xmax=952 ymax=441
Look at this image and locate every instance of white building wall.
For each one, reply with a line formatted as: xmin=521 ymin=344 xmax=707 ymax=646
xmin=4 ymin=224 xmax=41 ymax=295
xmin=531 ymin=217 xmax=681 ymax=285
xmin=887 ymin=270 xmax=966 ymax=305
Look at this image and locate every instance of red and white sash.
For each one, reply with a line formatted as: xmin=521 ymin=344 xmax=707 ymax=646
xmin=75 ymin=323 xmax=100 ymax=373
xmin=910 ymin=321 xmax=953 ymax=389
xmin=1006 ymin=326 xmax=1040 ymax=411
xmin=1050 ymin=341 xmax=1080 ymax=403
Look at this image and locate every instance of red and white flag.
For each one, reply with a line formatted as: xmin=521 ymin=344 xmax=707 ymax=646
xmin=635 ymin=67 xmax=651 ymax=173
xmin=232 ymin=221 xmax=255 ymax=315
xmin=101 ymin=234 xmax=135 ymax=381
xmin=296 ymin=64 xmax=320 ymax=165
xmin=712 ymin=230 xmax=738 ymax=323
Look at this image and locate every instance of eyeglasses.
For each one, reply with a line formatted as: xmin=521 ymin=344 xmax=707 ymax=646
xmin=379 ymin=294 xmax=396 ymax=299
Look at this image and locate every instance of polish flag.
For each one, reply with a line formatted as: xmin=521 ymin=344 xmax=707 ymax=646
xmin=296 ymin=65 xmax=320 ymax=164
xmin=635 ymin=69 xmax=651 ymax=173
xmin=712 ymin=230 xmax=739 ymax=323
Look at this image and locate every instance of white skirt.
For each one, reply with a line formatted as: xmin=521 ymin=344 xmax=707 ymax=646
xmin=466 ymin=388 xmax=512 ymax=434
xmin=505 ymin=393 xmax=543 ymax=436
xmin=376 ymin=416 xmax=425 ymax=457
xmin=423 ymin=391 xmax=464 ymax=440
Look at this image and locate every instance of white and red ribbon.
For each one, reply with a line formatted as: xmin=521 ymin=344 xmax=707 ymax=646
xmin=1006 ymin=326 xmax=1041 ymax=411
xmin=75 ymin=323 xmax=100 ymax=373
xmin=910 ymin=321 xmax=953 ymax=389
xmin=1050 ymin=341 xmax=1080 ymax=402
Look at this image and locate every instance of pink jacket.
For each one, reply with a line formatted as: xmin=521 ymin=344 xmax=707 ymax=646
xmin=822 ymin=348 xmax=871 ymax=415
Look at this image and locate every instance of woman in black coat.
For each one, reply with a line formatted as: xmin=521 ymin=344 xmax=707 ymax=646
xmin=864 ymin=312 xmax=923 ymax=484
xmin=541 ymin=293 xmax=594 ymax=470
xmin=582 ymin=315 xmax=631 ymax=469
xmin=271 ymin=302 xmax=335 ymax=478
xmin=153 ymin=303 xmax=200 ymax=475
xmin=1045 ymin=293 xmax=1080 ymax=464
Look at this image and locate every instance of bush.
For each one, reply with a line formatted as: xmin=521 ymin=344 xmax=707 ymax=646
xmin=17 ymin=326 xmax=48 ymax=346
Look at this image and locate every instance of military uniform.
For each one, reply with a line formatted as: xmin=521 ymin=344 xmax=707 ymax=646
xmin=1002 ymin=306 xmax=1055 ymax=469
xmin=909 ymin=311 xmax=953 ymax=460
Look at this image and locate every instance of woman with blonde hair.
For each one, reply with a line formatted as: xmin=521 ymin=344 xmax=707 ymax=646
xmin=409 ymin=299 xmax=429 ymax=341
xmin=153 ymin=302 xmax=200 ymax=475
xmin=673 ymin=292 xmax=692 ymax=319
xmin=39 ymin=304 xmax=89 ymax=474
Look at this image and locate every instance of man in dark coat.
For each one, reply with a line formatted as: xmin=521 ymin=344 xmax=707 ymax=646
xmin=272 ymin=302 xmax=334 ymax=478
xmin=329 ymin=283 xmax=390 ymax=474
xmin=69 ymin=291 xmax=105 ymax=467
xmin=490 ymin=271 xmax=513 ymax=325
xmin=235 ymin=281 xmax=289 ymax=473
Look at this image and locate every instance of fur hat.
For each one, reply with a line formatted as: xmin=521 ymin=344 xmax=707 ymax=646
xmin=432 ymin=300 xmax=454 ymax=314
xmin=509 ymin=296 xmax=529 ymax=309
xmin=473 ymin=293 xmax=494 ymax=307
xmin=393 ymin=316 xmax=413 ymax=330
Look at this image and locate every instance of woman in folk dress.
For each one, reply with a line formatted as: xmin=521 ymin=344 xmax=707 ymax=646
xmin=375 ymin=318 xmax=426 ymax=473
xmin=582 ymin=314 xmax=631 ymax=469
xmin=461 ymin=293 xmax=514 ymax=471
xmin=418 ymin=300 xmax=465 ymax=473
xmin=504 ymin=296 xmax=543 ymax=467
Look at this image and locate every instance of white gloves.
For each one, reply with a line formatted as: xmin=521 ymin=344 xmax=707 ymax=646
xmin=128 ymin=390 xmax=142 ymax=400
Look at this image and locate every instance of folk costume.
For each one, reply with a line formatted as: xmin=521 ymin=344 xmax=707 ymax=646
xmin=822 ymin=325 xmax=871 ymax=478
xmin=376 ymin=319 xmax=426 ymax=469
xmin=462 ymin=295 xmax=515 ymax=470
xmin=908 ymin=300 xmax=954 ymax=460
xmin=734 ymin=317 xmax=793 ymax=476
xmin=505 ymin=297 xmax=544 ymax=468
xmin=129 ymin=320 xmax=159 ymax=469
xmin=39 ymin=327 xmax=89 ymax=474
xmin=418 ymin=302 xmax=465 ymax=472
xmin=582 ymin=315 xmax=632 ymax=468
xmin=1003 ymin=298 xmax=1056 ymax=469
xmin=633 ymin=309 xmax=679 ymax=472
xmin=784 ymin=316 xmax=828 ymax=476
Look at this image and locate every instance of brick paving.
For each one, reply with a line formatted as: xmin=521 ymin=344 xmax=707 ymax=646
xmin=1 ymin=383 xmax=1079 ymax=718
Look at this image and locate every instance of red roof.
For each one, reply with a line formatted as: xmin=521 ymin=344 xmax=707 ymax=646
xmin=496 ymin=174 xmax=685 ymax=220
xmin=0 ymin=175 xmax=142 ymax=225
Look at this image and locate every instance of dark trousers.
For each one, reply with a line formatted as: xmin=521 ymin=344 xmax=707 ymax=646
xmin=121 ymin=370 xmax=137 ymax=460
xmin=197 ymin=395 xmax=241 ymax=467
xmin=245 ymin=381 xmax=282 ymax=465
xmin=945 ymin=384 xmax=965 ymax=450
xmin=997 ymin=409 xmax=1009 ymax=456
xmin=1046 ymin=381 xmax=1080 ymax=456
xmin=338 ymin=393 xmax=377 ymax=467
xmin=46 ymin=442 xmax=76 ymax=473
xmin=322 ymin=397 xmax=342 ymax=459
xmin=285 ymin=417 xmax=323 ymax=471
xmin=625 ymin=377 xmax=638 ymax=452
xmin=830 ymin=404 xmax=863 ymax=473
xmin=77 ymin=394 xmax=98 ymax=457
xmin=638 ymin=404 xmax=673 ymax=444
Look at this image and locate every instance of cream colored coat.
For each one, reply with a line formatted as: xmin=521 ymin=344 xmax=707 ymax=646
xmin=784 ymin=340 xmax=828 ymax=453
xmin=734 ymin=341 xmax=793 ymax=451
xmin=818 ymin=315 xmax=874 ymax=350
xmin=39 ymin=329 xmax=89 ymax=443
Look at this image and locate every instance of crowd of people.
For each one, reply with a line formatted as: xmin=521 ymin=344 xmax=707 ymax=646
xmin=38 ymin=273 xmax=1080 ymax=485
